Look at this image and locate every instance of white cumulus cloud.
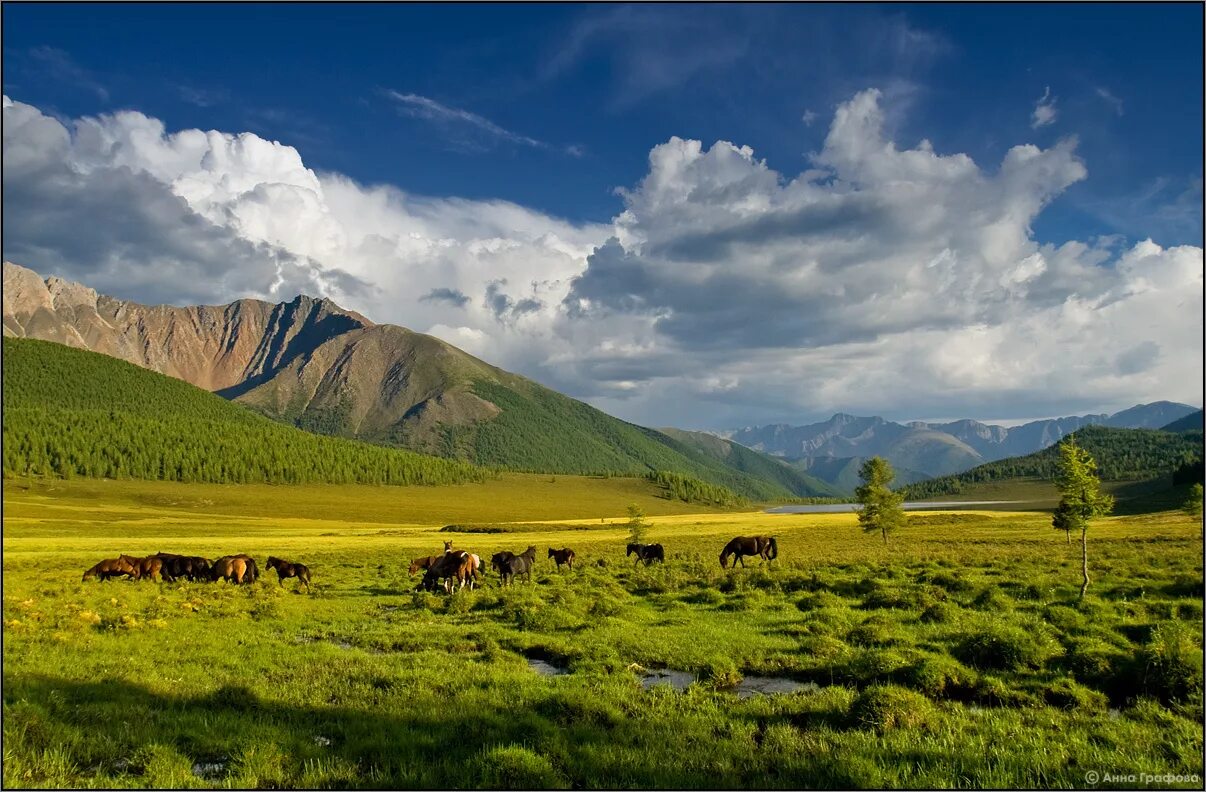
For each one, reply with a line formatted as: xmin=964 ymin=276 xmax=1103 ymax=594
xmin=2 ymin=91 xmax=1200 ymax=429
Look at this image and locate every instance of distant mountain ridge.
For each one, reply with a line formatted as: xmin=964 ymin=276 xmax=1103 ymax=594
xmin=1 ymin=261 xmax=831 ymax=500
xmin=721 ymin=401 xmax=1199 ymax=484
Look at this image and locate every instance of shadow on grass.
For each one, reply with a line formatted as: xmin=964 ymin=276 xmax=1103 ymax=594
xmin=2 ymin=673 xmax=865 ymax=789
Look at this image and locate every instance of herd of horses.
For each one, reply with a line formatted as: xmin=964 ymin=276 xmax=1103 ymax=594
xmin=79 ymin=536 xmax=780 ymax=593
xmin=81 ymin=552 xmax=311 ymax=588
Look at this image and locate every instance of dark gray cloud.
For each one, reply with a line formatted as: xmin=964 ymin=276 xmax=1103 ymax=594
xmin=420 ymin=287 xmax=471 ymax=308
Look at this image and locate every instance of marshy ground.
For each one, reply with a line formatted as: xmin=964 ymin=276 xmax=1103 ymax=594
xmin=3 ymin=476 xmax=1203 ymax=788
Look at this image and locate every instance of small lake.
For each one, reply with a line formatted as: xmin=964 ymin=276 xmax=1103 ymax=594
xmin=765 ymin=500 xmax=1021 ymax=514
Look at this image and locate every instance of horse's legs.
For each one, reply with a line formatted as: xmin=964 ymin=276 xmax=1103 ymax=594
xmin=738 ymin=555 xmax=746 ymax=569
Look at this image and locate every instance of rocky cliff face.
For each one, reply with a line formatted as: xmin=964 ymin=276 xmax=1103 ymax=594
xmin=1 ymin=261 xmax=500 ymax=445
xmin=3 ymin=261 xmax=374 ymax=391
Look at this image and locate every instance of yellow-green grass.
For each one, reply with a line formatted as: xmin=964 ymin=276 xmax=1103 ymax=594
xmin=4 ymin=476 xmax=1204 ymax=788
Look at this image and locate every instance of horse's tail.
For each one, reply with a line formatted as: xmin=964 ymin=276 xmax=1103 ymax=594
xmin=767 ymin=537 xmax=778 ymax=560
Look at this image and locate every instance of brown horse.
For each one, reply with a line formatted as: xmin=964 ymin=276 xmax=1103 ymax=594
xmin=548 ymin=547 xmax=576 ymax=570
xmin=421 ymin=551 xmax=475 ymax=593
xmin=211 ymin=555 xmax=255 ymax=584
xmin=267 ymin=557 xmax=311 ymax=590
xmin=719 ymin=536 xmax=778 ymax=569
xmin=409 ymin=555 xmax=441 ymax=576
xmin=119 ymin=555 xmax=164 ymax=582
xmin=82 ymin=557 xmax=137 ymax=582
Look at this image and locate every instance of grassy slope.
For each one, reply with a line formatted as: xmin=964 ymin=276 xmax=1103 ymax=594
xmin=898 ymin=425 xmax=1204 ymax=501
xmin=3 ymin=477 xmax=1202 ymax=788
xmin=2 ymin=338 xmax=483 ymax=486
xmin=657 ymin=428 xmax=843 ymax=498
xmin=464 ymin=379 xmax=806 ymax=501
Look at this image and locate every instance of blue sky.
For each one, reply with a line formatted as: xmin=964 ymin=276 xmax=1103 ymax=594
xmin=3 ymin=4 xmax=1203 ymax=427
xmin=6 ymin=4 xmax=1201 ymax=243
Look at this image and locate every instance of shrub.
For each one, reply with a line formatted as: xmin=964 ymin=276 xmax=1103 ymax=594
xmin=971 ymin=587 xmax=1011 ymax=612
xmin=850 ymin=685 xmax=937 ymax=732
xmin=841 ymin=648 xmax=914 ymax=685
xmin=473 ymin=745 xmax=567 ymax=789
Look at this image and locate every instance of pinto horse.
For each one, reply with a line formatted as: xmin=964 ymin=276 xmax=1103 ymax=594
xmin=421 ymin=551 xmax=476 ymax=593
xmin=267 ymin=556 xmax=312 ymax=590
xmin=719 ymin=536 xmax=778 ymax=569
xmin=626 ymin=543 xmax=665 ymax=566
xmin=548 ymin=547 xmax=576 ymax=570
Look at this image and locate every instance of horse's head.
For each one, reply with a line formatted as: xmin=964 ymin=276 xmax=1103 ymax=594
xmin=719 ymin=552 xmax=729 ymax=569
xmin=443 ymin=540 xmax=454 ymax=553
xmin=626 ymin=544 xmax=638 ymax=556
xmin=266 ymin=556 xmax=280 ymax=570
xmin=548 ymin=548 xmax=556 ymax=558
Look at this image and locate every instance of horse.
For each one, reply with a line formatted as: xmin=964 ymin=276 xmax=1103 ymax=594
xmin=626 ymin=543 xmax=665 ymax=566
xmin=153 ymin=552 xmax=211 ymax=582
xmin=719 ymin=536 xmax=778 ymax=569
xmin=267 ymin=557 xmax=311 ymax=590
xmin=548 ymin=547 xmax=576 ymax=570
xmin=421 ymin=551 xmax=475 ymax=593
xmin=211 ymin=555 xmax=258 ymax=585
xmin=82 ymin=557 xmax=137 ymax=582
xmin=498 ymin=546 xmax=537 ymax=586
xmin=408 ymin=555 xmax=441 ymax=576
xmin=490 ymin=550 xmax=516 ymax=576
xmin=727 ymin=536 xmax=777 ymax=568
xmin=119 ymin=554 xmax=163 ymax=582
xmin=187 ymin=556 xmax=214 ymax=581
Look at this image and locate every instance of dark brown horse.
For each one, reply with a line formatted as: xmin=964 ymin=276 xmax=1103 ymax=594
xmin=490 ymin=550 xmax=516 ymax=575
xmin=627 ymin=543 xmax=665 ymax=566
xmin=409 ymin=555 xmax=441 ymax=576
xmin=267 ymin=556 xmax=311 ymax=590
xmin=548 ymin=547 xmax=576 ymax=570
xmin=82 ymin=557 xmax=137 ymax=582
xmin=719 ymin=536 xmax=778 ymax=569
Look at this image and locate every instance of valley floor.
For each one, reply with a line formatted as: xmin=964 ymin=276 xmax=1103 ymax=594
xmin=3 ymin=476 xmax=1203 ymax=788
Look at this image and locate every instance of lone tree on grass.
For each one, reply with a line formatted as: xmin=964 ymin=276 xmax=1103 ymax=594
xmin=1052 ymin=436 xmax=1113 ymax=599
xmin=626 ymin=503 xmax=649 ymax=544
xmin=855 ymin=456 xmax=905 ymax=545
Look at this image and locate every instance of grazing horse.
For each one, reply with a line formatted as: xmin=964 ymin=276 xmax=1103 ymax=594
xmin=626 ymin=543 xmax=665 ymax=566
xmin=267 ymin=557 xmax=311 ymax=590
xmin=82 ymin=557 xmax=137 ymax=582
xmin=548 ymin=547 xmax=576 ymax=570
xmin=719 ymin=536 xmax=778 ymax=569
xmin=498 ymin=546 xmax=538 ymax=586
xmin=408 ymin=555 xmax=441 ymax=576
xmin=119 ymin=554 xmax=163 ymax=582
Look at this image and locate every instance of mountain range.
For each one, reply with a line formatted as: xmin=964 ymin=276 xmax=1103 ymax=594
xmin=720 ymin=401 xmax=1200 ymax=481
xmin=5 ymin=261 xmax=1197 ymax=497
xmin=1 ymin=262 xmax=829 ymax=500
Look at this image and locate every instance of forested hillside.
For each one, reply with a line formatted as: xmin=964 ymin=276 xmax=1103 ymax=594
xmin=2 ymin=338 xmax=484 ymax=486
xmin=898 ymin=425 xmax=1203 ymax=500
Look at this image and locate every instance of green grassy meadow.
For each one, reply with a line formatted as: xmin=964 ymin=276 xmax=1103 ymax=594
xmin=3 ymin=475 xmax=1204 ymax=788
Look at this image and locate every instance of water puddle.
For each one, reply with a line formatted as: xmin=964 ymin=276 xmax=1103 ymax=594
xmin=640 ymin=669 xmax=697 ymax=692
xmin=527 ymin=658 xmax=569 ymax=676
xmin=734 ymin=676 xmax=819 ymax=700
xmin=634 ymin=665 xmax=817 ymax=698
xmin=192 ymin=760 xmax=227 ymax=779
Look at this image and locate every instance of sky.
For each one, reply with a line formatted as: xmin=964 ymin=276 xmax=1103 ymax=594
xmin=3 ymin=3 xmax=1203 ymax=429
